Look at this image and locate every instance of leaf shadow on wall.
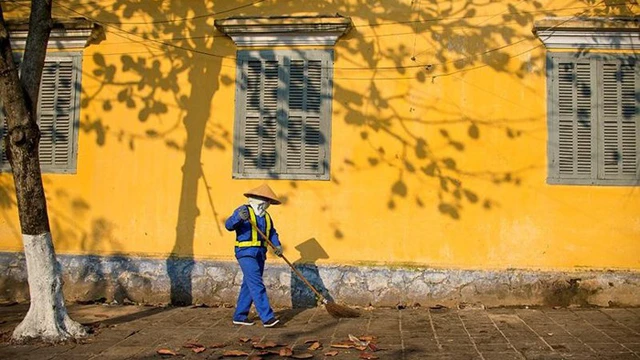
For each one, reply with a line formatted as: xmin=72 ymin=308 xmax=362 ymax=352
xmin=15 ymin=0 xmax=633 ymax=309
xmin=64 ymin=0 xmax=234 ymax=306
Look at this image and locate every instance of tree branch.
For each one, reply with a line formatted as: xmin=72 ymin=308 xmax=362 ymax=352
xmin=20 ymin=0 xmax=53 ymax=110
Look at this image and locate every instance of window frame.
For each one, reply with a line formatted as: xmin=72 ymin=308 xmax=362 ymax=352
xmin=232 ymin=49 xmax=333 ymax=181
xmin=0 ymin=52 xmax=82 ymax=174
xmin=546 ymin=52 xmax=640 ymax=186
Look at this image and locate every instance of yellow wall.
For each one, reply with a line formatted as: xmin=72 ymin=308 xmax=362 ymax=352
xmin=1 ymin=0 xmax=638 ymax=271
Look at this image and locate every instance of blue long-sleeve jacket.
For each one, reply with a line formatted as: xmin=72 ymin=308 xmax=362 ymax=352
xmin=225 ymin=205 xmax=281 ymax=257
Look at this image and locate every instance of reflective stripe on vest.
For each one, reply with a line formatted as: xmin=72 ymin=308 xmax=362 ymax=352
xmin=235 ymin=206 xmax=271 ymax=248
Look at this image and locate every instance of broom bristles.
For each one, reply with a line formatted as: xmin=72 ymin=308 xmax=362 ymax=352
xmin=325 ymin=301 xmax=361 ymax=318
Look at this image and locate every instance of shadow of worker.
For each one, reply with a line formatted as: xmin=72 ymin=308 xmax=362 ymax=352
xmin=290 ymin=238 xmax=334 ymax=308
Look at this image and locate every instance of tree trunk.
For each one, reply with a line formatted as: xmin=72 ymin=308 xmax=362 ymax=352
xmin=12 ymin=234 xmax=86 ymax=342
xmin=0 ymin=1 xmax=85 ymax=342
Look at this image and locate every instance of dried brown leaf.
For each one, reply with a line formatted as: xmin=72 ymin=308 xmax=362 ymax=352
xmin=183 ymin=342 xmax=204 ymax=349
xmin=307 ymin=341 xmax=322 ymax=351
xmin=239 ymin=337 xmax=251 ymax=343
xmin=222 ymin=350 xmax=250 ymax=357
xmin=157 ymin=349 xmax=178 ymax=356
xmin=210 ymin=343 xmax=226 ymax=349
xmin=324 ymin=351 xmax=339 ymax=357
xmin=368 ymin=343 xmax=379 ymax=352
xmin=331 ymin=342 xmax=353 ymax=349
xmin=349 ymin=334 xmax=369 ymax=347
xmin=192 ymin=347 xmax=206 ymax=353
xmin=279 ymin=347 xmax=294 ymax=356
xmin=252 ymin=341 xmax=278 ymax=349
xmin=304 ymin=339 xmax=319 ymax=344
xmin=355 ymin=346 xmax=367 ymax=351
xmin=292 ymin=353 xmax=314 ymax=359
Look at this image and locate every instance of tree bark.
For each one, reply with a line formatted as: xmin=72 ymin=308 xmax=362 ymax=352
xmin=0 ymin=1 xmax=85 ymax=342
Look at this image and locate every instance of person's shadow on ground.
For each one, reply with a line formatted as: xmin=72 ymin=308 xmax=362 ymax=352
xmin=290 ymin=238 xmax=334 ymax=308
xmin=274 ymin=238 xmax=334 ymax=325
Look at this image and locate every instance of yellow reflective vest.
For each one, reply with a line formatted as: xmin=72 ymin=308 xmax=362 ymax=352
xmin=235 ymin=206 xmax=272 ymax=248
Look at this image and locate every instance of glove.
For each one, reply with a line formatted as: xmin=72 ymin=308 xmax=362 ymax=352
xmin=238 ymin=207 xmax=249 ymax=221
xmin=273 ymin=245 xmax=283 ymax=257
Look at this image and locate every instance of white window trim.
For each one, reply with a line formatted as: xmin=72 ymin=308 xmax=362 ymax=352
xmin=217 ymin=15 xmax=351 ymax=180
xmin=232 ymin=49 xmax=334 ymax=180
xmin=545 ymin=52 xmax=639 ymax=186
xmin=214 ymin=16 xmax=352 ymax=47
xmin=6 ymin=18 xmax=101 ymax=50
xmin=533 ymin=17 xmax=640 ymax=50
xmin=1 ymin=18 xmax=99 ymax=174
xmin=1 ymin=53 xmax=83 ymax=174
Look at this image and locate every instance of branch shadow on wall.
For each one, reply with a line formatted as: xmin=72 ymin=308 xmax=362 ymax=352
xmin=64 ymin=0 xmax=234 ymax=306
xmin=2 ymin=0 xmax=629 ymax=308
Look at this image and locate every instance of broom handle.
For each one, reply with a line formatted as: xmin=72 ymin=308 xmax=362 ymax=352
xmin=249 ymin=221 xmax=327 ymax=303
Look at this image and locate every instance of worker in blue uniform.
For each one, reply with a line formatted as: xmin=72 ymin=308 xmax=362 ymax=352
xmin=225 ymin=183 xmax=283 ymax=328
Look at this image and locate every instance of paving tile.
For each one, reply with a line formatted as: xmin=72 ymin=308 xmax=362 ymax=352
xmin=622 ymin=343 xmax=640 ymax=352
xmin=92 ymin=345 xmax=147 ymax=358
xmin=481 ymin=352 xmax=525 ymax=360
xmin=595 ymin=353 xmax=640 ymax=360
xmin=549 ymin=342 xmax=594 ymax=353
xmin=586 ymin=342 xmax=632 ymax=352
xmin=413 ymin=353 xmax=483 ymax=360
xmin=2 ymin=306 xmax=640 ymax=359
xmin=476 ymin=343 xmax=516 ymax=352
xmin=520 ymin=351 xmax=564 ymax=360
xmin=439 ymin=343 xmax=477 ymax=352
xmin=510 ymin=341 xmax=554 ymax=352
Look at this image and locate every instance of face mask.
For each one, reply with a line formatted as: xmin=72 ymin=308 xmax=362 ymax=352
xmin=248 ymin=197 xmax=270 ymax=217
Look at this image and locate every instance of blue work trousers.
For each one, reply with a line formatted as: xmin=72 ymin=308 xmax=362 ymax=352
xmin=233 ymin=251 xmax=275 ymax=322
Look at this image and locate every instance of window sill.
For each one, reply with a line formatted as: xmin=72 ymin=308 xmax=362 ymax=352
xmin=547 ymin=177 xmax=640 ymax=186
xmin=233 ymin=173 xmax=330 ymax=181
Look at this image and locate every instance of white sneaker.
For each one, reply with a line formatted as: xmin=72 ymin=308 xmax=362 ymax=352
xmin=263 ymin=318 xmax=279 ymax=328
xmin=232 ymin=319 xmax=255 ymax=326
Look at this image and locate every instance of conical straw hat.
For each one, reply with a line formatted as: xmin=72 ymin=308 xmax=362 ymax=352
xmin=243 ymin=183 xmax=281 ymax=205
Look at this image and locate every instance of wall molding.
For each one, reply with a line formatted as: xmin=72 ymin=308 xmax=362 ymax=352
xmin=6 ymin=18 xmax=103 ymax=50
xmin=215 ymin=15 xmax=352 ymax=46
xmin=533 ymin=17 xmax=640 ymax=50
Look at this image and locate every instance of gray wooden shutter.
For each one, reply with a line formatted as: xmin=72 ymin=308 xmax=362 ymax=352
xmin=551 ymin=57 xmax=597 ymax=181
xmin=0 ymin=56 xmax=78 ymax=173
xmin=239 ymin=57 xmax=279 ymax=174
xmin=234 ymin=50 xmax=332 ymax=180
xmin=284 ymin=58 xmax=324 ymax=175
xmin=598 ymin=60 xmax=639 ymax=180
xmin=39 ymin=58 xmax=75 ymax=170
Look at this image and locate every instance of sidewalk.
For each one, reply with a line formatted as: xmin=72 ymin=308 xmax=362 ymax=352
xmin=0 ymin=303 xmax=639 ymax=360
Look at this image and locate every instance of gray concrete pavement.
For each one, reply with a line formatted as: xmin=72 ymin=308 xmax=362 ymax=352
xmin=1 ymin=303 xmax=639 ymax=359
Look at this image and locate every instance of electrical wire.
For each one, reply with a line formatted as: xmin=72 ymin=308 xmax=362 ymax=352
xmin=97 ymin=0 xmax=268 ymax=25
xmin=3 ymin=0 xmax=624 ymax=77
xmin=52 ymin=2 xmax=238 ymax=61
xmin=57 ymin=1 xmax=634 ymax=29
xmin=336 ymin=0 xmax=609 ymax=79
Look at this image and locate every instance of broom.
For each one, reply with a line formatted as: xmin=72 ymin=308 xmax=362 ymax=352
xmin=249 ymin=221 xmax=360 ymax=319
